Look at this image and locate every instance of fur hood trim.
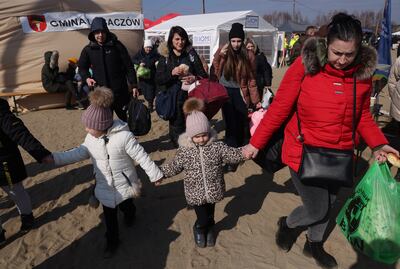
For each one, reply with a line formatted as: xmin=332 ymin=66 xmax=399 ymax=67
xmin=177 ymin=129 xmax=218 ymax=148
xmin=301 ymin=37 xmax=377 ymax=80
xmin=157 ymin=41 xmax=194 ymax=58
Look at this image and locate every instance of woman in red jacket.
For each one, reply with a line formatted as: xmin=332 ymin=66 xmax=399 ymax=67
xmin=243 ymin=13 xmax=398 ymax=268
xmin=211 ymin=23 xmax=260 ymax=172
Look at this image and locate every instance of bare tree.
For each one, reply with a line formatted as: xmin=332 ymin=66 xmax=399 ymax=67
xmin=264 ymin=9 xmax=383 ymax=30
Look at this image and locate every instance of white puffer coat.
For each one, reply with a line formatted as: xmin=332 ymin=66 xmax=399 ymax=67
xmin=388 ymin=56 xmax=400 ymax=121
xmin=53 ymin=120 xmax=163 ymax=208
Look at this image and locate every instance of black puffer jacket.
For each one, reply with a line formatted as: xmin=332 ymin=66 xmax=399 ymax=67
xmin=78 ymin=17 xmax=137 ymax=101
xmin=255 ymin=51 xmax=272 ymax=91
xmin=132 ymin=48 xmax=159 ymax=90
xmin=156 ymin=45 xmax=208 ymax=89
xmin=0 ymin=99 xmax=50 ymax=186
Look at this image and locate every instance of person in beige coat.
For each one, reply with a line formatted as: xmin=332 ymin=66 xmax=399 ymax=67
xmin=388 ymin=56 xmax=400 ymax=124
xmin=388 ymin=56 xmax=400 ymax=179
xmin=51 ymin=87 xmax=163 ymax=258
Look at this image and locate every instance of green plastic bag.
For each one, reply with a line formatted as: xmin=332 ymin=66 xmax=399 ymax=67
xmin=336 ymin=162 xmax=400 ymax=264
xmin=134 ymin=64 xmax=151 ymax=79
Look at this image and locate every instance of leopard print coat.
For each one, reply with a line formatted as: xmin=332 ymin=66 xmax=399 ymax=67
xmin=161 ymin=130 xmax=244 ymax=206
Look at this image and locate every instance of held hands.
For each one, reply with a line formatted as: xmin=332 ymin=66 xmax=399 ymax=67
xmin=86 ymin=78 xmax=96 ymax=87
xmin=242 ymin=143 xmax=259 ymax=159
xmin=373 ymin=145 xmax=399 ymax=163
xmin=154 ymin=178 xmax=163 ymax=186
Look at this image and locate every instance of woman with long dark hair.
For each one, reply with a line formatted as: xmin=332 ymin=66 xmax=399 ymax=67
xmin=156 ymin=26 xmax=208 ymax=146
xmin=212 ymin=23 xmax=260 ymax=172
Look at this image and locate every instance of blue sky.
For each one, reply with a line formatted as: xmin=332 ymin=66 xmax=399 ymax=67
xmin=143 ymin=0 xmax=400 ymax=24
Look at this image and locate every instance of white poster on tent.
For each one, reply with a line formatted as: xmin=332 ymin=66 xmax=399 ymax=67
xmin=20 ymin=12 xmax=143 ymax=33
xmin=193 ymin=34 xmax=212 ymax=46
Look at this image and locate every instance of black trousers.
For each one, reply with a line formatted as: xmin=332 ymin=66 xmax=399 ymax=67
xmin=169 ymin=90 xmax=188 ymax=145
xmin=58 ymin=80 xmax=77 ymax=106
xmin=193 ymin=203 xmax=215 ymax=229
xmin=221 ymin=87 xmax=250 ymax=148
xmin=102 ymin=198 xmax=136 ymax=243
xmin=139 ymin=80 xmax=156 ymax=104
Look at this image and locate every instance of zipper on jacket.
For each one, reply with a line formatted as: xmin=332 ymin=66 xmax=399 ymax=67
xmin=3 ymin=162 xmax=13 ymax=189
xmin=103 ymin=136 xmax=116 ymax=207
xmin=198 ymin=146 xmax=211 ymax=202
xmin=122 ymin=172 xmax=133 ymax=186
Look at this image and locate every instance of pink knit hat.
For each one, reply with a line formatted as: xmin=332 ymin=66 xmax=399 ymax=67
xmin=186 ymin=111 xmax=210 ymax=138
xmin=82 ymin=87 xmax=114 ymax=131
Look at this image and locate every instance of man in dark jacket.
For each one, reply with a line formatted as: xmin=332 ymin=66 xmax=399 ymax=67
xmin=41 ymin=50 xmax=80 ymax=109
xmin=0 ymin=98 xmax=51 ymax=244
xmin=78 ymin=17 xmax=138 ymax=121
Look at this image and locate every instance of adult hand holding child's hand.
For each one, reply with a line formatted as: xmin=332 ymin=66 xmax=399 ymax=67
xmin=154 ymin=178 xmax=163 ymax=186
xmin=242 ymin=143 xmax=259 ymax=159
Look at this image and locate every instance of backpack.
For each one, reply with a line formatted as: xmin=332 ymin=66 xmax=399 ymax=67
xmin=126 ymin=98 xmax=151 ymax=136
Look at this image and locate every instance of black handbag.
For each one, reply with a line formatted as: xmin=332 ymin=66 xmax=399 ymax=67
xmin=126 ymin=98 xmax=151 ymax=136
xmin=297 ymin=77 xmax=357 ymax=187
xmin=155 ymin=83 xmax=180 ymax=120
xmin=253 ymin=125 xmax=285 ymax=174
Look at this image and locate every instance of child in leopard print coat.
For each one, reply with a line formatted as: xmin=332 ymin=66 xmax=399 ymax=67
xmin=159 ymin=98 xmax=246 ymax=248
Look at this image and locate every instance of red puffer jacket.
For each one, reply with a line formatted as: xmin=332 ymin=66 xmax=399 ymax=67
xmin=250 ymin=38 xmax=388 ymax=172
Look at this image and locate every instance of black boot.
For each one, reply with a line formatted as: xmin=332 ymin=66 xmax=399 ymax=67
xmin=206 ymin=226 xmax=216 ymax=247
xmin=275 ymin=216 xmax=302 ymax=252
xmin=0 ymin=229 xmax=5 ymax=245
xmin=193 ymin=223 xmax=206 ymax=248
xmin=303 ymin=236 xmax=338 ymax=269
xmin=20 ymin=213 xmax=35 ymax=233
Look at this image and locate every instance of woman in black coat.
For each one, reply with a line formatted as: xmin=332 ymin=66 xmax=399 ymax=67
xmin=132 ymin=40 xmax=160 ymax=111
xmin=245 ymin=38 xmax=273 ymax=97
xmin=0 ymin=99 xmax=51 ymax=242
xmin=156 ymin=26 xmax=208 ymax=146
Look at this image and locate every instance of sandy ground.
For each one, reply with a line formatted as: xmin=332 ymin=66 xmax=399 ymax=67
xmin=0 ymin=65 xmax=399 ymax=269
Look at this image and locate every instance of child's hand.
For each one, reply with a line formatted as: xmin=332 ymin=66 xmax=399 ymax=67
xmin=42 ymin=154 xmax=54 ymax=164
xmin=154 ymin=178 xmax=163 ymax=186
xmin=241 ymin=147 xmax=252 ymax=160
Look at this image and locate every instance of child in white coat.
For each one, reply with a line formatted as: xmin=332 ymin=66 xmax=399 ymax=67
xmin=51 ymin=87 xmax=163 ymax=258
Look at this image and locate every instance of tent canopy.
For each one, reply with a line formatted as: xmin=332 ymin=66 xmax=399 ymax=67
xmin=147 ymin=10 xmax=276 ymax=33
xmin=146 ymin=10 xmax=277 ymax=65
xmin=0 ymin=0 xmax=142 ymax=95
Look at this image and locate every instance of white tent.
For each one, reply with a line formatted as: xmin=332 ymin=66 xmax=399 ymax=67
xmin=145 ymin=10 xmax=278 ymax=66
xmin=393 ymin=31 xmax=400 ymax=36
